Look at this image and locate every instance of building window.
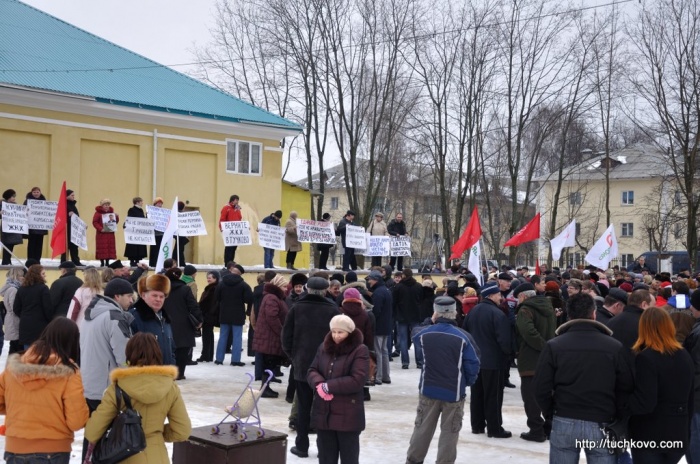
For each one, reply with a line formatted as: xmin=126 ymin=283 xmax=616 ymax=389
xmin=569 ymin=192 xmax=581 ymax=205
xmin=621 ymin=190 xmax=634 ymax=205
xmin=412 ymin=227 xmax=420 ymax=239
xmin=674 ymin=222 xmax=683 ymax=239
xmin=621 ymin=222 xmax=634 ymax=237
xmin=621 ymin=253 xmax=634 ymax=268
xmin=575 ymin=223 xmax=581 ymax=238
xmin=674 ymin=190 xmax=683 ymax=206
xmin=330 ymin=197 xmax=339 ymax=210
xmin=226 ymin=140 xmax=262 ymax=175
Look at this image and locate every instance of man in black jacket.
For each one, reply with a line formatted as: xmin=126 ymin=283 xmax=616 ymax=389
xmin=49 ymin=261 xmax=83 ymax=317
xmin=214 ymin=267 xmax=253 ymax=366
xmin=387 ymin=212 xmax=407 ymax=271
xmin=463 ymin=281 xmax=512 ymax=438
xmin=606 ymin=289 xmax=653 ymax=350
xmin=394 ymin=269 xmax=423 ymax=369
xmin=282 ymin=277 xmax=340 ymax=458
xmin=336 ymin=210 xmax=357 ymax=271
xmin=534 ymin=293 xmax=634 ymax=461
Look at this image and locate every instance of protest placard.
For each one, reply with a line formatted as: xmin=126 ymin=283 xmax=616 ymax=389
xmin=178 ymin=211 xmax=207 ymax=237
xmin=221 ymin=221 xmax=252 ymax=247
xmin=147 ymin=206 xmax=171 ymax=232
xmin=297 ymin=219 xmax=336 ymax=244
xmin=257 ymin=222 xmax=286 ymax=250
xmin=70 ymin=215 xmax=88 ymax=250
xmin=365 ymin=235 xmax=391 ymax=256
xmin=27 ymin=200 xmax=58 ymax=231
xmin=102 ymin=213 xmax=118 ymax=233
xmin=390 ymin=235 xmax=412 ymax=257
xmin=1 ymin=203 xmax=28 ymax=235
xmin=345 ymin=225 xmax=367 ymax=249
xmin=124 ymin=218 xmax=156 ymax=245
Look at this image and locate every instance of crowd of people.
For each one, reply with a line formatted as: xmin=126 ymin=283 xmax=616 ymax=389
xmin=1 ymin=251 xmax=700 ymax=463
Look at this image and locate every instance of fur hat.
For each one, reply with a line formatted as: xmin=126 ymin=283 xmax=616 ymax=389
xmin=330 ymin=314 xmax=355 ymax=333
xmin=343 ymin=287 xmax=362 ymax=301
xmin=290 ymin=273 xmax=308 ymax=287
xmin=138 ymin=274 xmax=171 ymax=297
xmin=433 ymin=296 xmax=457 ymax=314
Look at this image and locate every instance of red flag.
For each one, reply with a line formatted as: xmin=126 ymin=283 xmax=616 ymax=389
xmin=449 ymin=207 xmax=482 ymax=260
xmin=504 ymin=212 xmax=541 ymax=247
xmin=535 ymin=259 xmax=541 ymax=275
xmin=50 ymin=182 xmax=67 ymax=258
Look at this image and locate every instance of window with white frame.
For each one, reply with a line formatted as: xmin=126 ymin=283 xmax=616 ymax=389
xmin=621 ymin=253 xmax=634 ymax=268
xmin=621 ymin=190 xmax=634 ymax=205
xmin=226 ymin=140 xmax=261 ymax=175
xmin=330 ymin=197 xmax=339 ymax=210
xmin=621 ymin=222 xmax=634 ymax=237
xmin=569 ymin=192 xmax=582 ymax=205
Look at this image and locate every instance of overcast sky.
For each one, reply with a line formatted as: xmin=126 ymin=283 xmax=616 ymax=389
xmin=20 ymin=0 xmax=311 ymax=181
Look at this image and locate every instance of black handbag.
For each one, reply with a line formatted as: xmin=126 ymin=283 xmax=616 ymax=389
xmin=92 ymin=382 xmax=146 ymax=464
xmin=188 ymin=312 xmax=202 ymax=337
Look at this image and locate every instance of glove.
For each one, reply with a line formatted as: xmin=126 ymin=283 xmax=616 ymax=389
xmin=315 ymin=382 xmax=334 ymax=401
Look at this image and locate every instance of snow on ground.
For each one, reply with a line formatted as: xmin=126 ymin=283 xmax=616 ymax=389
xmin=0 ymin=329 xmax=686 ymax=463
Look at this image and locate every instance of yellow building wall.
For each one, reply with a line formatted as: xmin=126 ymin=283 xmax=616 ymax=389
xmin=0 ymin=102 xmax=286 ymax=267
xmin=280 ymin=182 xmax=312 ymax=269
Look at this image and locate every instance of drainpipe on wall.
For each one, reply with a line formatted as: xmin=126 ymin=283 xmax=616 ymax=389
xmin=152 ymin=129 xmax=158 ymax=200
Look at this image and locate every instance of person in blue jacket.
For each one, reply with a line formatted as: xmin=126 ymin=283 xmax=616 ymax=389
xmin=406 ymin=296 xmax=480 ymax=464
xmin=129 ymin=274 xmax=176 ymax=366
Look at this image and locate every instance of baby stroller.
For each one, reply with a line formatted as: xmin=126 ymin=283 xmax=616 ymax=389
xmin=211 ymin=370 xmax=274 ymax=441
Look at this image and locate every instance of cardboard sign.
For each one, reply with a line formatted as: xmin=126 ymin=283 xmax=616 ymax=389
xmin=297 ymin=219 xmax=336 ymax=244
xmin=124 ymin=218 xmax=156 ymax=245
xmin=390 ymin=235 xmax=412 ymax=257
xmin=257 ymin=222 xmax=286 ymax=250
xmin=365 ymin=235 xmax=391 ymax=256
xmin=27 ymin=200 xmax=58 ymax=231
xmin=221 ymin=221 xmax=252 ymax=246
xmin=345 ymin=225 xmax=367 ymax=249
xmin=178 ymin=211 xmax=207 ymax=237
xmin=70 ymin=215 xmax=88 ymax=250
xmin=1 ymin=203 xmax=28 ymax=235
xmin=147 ymin=206 xmax=171 ymax=232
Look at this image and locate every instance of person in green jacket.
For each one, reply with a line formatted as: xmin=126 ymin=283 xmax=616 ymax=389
xmin=514 ymin=282 xmax=556 ymax=443
xmin=85 ymin=332 xmax=192 ymax=463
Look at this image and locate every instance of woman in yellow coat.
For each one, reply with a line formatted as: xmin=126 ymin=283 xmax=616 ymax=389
xmin=0 ymin=317 xmax=89 ymax=463
xmin=85 ymin=332 xmax=192 ymax=463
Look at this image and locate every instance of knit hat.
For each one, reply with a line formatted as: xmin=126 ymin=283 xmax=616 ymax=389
xmin=274 ymin=210 xmax=283 ymax=219
xmin=545 ymin=281 xmax=560 ymax=293
xmin=330 ymin=314 xmax=355 ymax=333
xmin=183 ymin=264 xmax=197 ymax=276
xmin=307 ymin=276 xmax=329 ymax=290
xmin=433 ymin=296 xmax=457 ymax=314
xmin=105 ymin=279 xmax=135 ymax=298
xmin=331 ymin=273 xmax=345 ymax=285
xmin=619 ymin=282 xmax=634 ymax=293
xmin=608 ymin=287 xmax=628 ymax=304
xmin=366 ymin=271 xmax=383 ymax=282
xmin=343 ymin=287 xmax=362 ymax=301
xmin=322 ymin=213 xmax=331 ymax=220
xmin=480 ymin=282 xmax=500 ymax=298
xmin=108 ymin=260 xmax=124 ymax=270
xmin=58 ymin=261 xmax=76 ymax=269
xmin=137 ymin=274 xmax=171 ymax=296
xmin=346 ymin=271 xmax=358 ymax=283
xmin=270 ymin=274 xmax=288 ymax=290
xmin=422 ymin=279 xmax=434 ymax=288
xmin=513 ymin=282 xmax=535 ymax=297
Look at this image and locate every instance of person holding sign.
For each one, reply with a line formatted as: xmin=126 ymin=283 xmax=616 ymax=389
xmin=92 ymin=199 xmax=119 ymax=267
xmin=148 ymin=197 xmax=165 ymax=268
xmin=317 ymin=213 xmax=334 ymax=270
xmin=368 ymin=212 xmax=389 ymax=268
xmin=261 ymin=210 xmax=283 ymax=268
xmin=124 ymin=197 xmax=147 ymax=266
xmin=219 ymin=195 xmax=242 ymax=265
xmin=62 ymin=189 xmax=84 ymax=266
xmin=1 ymin=189 xmax=23 ymax=265
xmin=23 ymin=187 xmax=48 ymax=262
xmin=388 ymin=213 xmax=408 ymax=271
xmin=337 ymin=210 xmax=358 ymax=272
xmin=285 ymin=211 xmax=302 ymax=270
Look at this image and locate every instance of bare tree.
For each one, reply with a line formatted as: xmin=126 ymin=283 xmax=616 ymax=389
xmin=629 ymin=0 xmax=700 ymax=271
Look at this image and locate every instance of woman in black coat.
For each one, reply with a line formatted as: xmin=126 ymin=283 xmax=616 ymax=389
xmin=14 ymin=265 xmax=53 ymax=348
xmin=23 ymin=187 xmax=48 ymax=262
xmin=162 ymin=268 xmax=202 ymax=380
xmin=124 ymin=197 xmax=147 ymax=266
xmin=308 ymin=315 xmax=369 ymax=464
xmin=626 ymin=306 xmax=694 ymax=464
xmin=197 ymin=271 xmax=220 ymax=362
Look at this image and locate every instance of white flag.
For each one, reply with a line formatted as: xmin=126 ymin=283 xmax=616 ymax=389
xmin=585 ymin=224 xmax=618 ymax=270
xmin=550 ymin=219 xmax=577 ymax=261
xmin=467 ymin=240 xmax=484 ymax=287
xmin=155 ymin=198 xmax=179 ymax=272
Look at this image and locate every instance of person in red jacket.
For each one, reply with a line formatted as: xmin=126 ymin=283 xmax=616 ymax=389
xmin=92 ymin=199 xmax=119 ymax=267
xmin=219 ymin=195 xmax=242 ymax=265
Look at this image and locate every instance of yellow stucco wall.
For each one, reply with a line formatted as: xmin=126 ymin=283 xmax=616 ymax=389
xmin=0 ymin=102 xmax=288 ymax=267
xmin=280 ymin=182 xmax=312 ymax=269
